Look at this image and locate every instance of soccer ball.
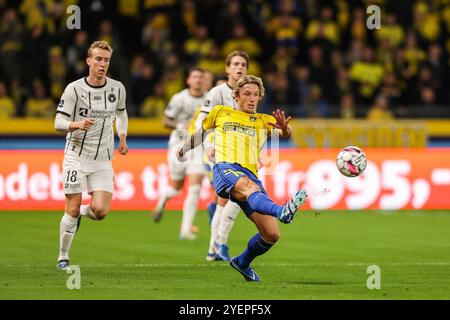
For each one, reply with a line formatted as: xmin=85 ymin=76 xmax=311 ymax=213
xmin=336 ymin=146 xmax=367 ymax=177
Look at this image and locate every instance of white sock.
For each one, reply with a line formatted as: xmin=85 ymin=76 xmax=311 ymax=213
xmin=58 ymin=213 xmax=79 ymax=261
xmin=216 ymin=201 xmax=241 ymax=245
xmin=180 ymin=184 xmax=201 ymax=236
xmin=208 ymin=204 xmax=224 ymax=253
xmin=80 ymin=205 xmax=97 ymax=220
xmin=155 ymin=185 xmax=181 ymax=211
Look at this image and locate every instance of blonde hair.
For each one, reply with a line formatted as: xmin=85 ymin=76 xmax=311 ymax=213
xmin=233 ymin=75 xmax=265 ymax=98
xmin=87 ymin=41 xmax=113 ymax=57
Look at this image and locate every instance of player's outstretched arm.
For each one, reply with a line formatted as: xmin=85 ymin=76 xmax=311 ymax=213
xmin=267 ymin=109 xmax=292 ymax=138
xmin=177 ymin=128 xmax=205 ymax=162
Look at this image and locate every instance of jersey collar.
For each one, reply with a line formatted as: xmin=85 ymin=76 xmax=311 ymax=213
xmin=84 ymin=77 xmax=107 ymax=89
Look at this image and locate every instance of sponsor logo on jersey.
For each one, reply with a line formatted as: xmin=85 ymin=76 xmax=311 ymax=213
xmin=79 ymin=108 xmax=88 ymax=117
xmin=250 ymin=116 xmax=257 ymax=122
xmin=108 ymin=93 xmax=116 ymax=103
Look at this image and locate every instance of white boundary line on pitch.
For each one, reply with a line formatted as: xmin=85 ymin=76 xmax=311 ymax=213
xmin=2 ymin=262 xmax=450 ymax=268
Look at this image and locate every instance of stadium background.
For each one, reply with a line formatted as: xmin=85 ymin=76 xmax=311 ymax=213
xmin=0 ymin=0 xmax=449 ymax=210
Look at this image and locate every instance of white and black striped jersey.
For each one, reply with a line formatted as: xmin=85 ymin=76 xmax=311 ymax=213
xmin=200 ymin=82 xmax=236 ymax=113
xmin=165 ymin=88 xmax=206 ymax=146
xmin=56 ymin=77 xmax=126 ymax=161
xmin=195 ymin=82 xmax=235 ymax=131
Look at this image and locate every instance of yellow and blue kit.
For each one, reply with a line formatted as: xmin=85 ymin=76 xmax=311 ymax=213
xmin=202 ymin=105 xmax=276 ymax=216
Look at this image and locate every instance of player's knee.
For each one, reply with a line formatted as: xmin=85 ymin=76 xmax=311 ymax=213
xmin=66 ymin=205 xmax=80 ymax=217
xmin=263 ymin=231 xmax=280 ymax=244
xmin=236 ymin=177 xmax=259 ymax=195
xmin=217 ymin=197 xmax=228 ymax=206
xmin=91 ymin=205 xmax=109 ymax=220
xmin=243 ymin=177 xmax=260 ymax=193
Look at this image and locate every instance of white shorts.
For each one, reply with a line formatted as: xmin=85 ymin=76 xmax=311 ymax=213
xmin=62 ymin=154 xmax=114 ymax=194
xmin=168 ymin=144 xmax=208 ymax=181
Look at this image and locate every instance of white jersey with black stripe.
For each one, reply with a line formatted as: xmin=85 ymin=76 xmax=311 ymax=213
xmin=165 ymin=88 xmax=206 ymax=147
xmin=56 ymin=77 xmax=126 ymax=161
xmin=195 ymin=82 xmax=235 ymax=131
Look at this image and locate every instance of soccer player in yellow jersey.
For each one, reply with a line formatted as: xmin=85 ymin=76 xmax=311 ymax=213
xmin=178 ymin=75 xmax=307 ymax=281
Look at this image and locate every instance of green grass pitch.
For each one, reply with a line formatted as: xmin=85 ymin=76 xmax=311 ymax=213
xmin=1 ymin=210 xmax=450 ymax=300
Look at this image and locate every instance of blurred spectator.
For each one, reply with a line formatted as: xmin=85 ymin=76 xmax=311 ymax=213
xmin=10 ymin=77 xmax=27 ymax=116
xmin=25 ymin=80 xmax=54 ymax=118
xmin=412 ymin=1 xmax=440 ymax=45
xmin=142 ymin=0 xmax=175 ymax=12
xmin=0 ymin=8 xmax=24 ymax=84
xmin=140 ymin=83 xmax=167 ymax=118
xmin=66 ymin=30 xmax=89 ymax=82
xmin=142 ymin=13 xmax=173 ymax=59
xmin=416 ymin=66 xmax=439 ymax=93
xmin=19 ymin=0 xmax=54 ymax=31
xmin=298 ymin=84 xmax=330 ymax=118
xmin=48 ymin=46 xmax=66 ymax=100
xmin=215 ymin=0 xmax=245 ymax=42
xmin=268 ymin=46 xmax=295 ymax=74
xmin=246 ymin=0 xmax=272 ymax=30
xmin=221 ymin=23 xmax=262 ymax=59
xmin=403 ymin=32 xmax=426 ymax=79
xmin=305 ymin=6 xmax=340 ymax=46
xmin=375 ymin=13 xmax=405 ymax=48
xmin=0 ymin=81 xmax=15 ymax=119
xmin=339 ymin=93 xmax=355 ymax=119
xmin=335 ymin=0 xmax=350 ymax=33
xmin=130 ymin=62 xmax=156 ymax=113
xmin=330 ymin=49 xmax=344 ymax=71
xmin=293 ymin=65 xmax=311 ymax=108
xmin=2 ymin=0 xmax=450 ymax=119
xmin=308 ymin=45 xmax=334 ymax=101
xmin=162 ymin=53 xmax=184 ymax=90
xmin=331 ymin=67 xmax=353 ymax=104
xmin=266 ymin=0 xmax=302 ymax=53
xmin=22 ymin=24 xmax=49 ymax=87
xmin=116 ymin=0 xmax=141 ymax=50
xmin=367 ymin=95 xmax=394 ymax=120
xmin=117 ymin=0 xmax=139 ymax=18
xmin=181 ymin=0 xmax=198 ymax=36
xmin=376 ymin=38 xmax=395 ymax=74
xmin=346 ymin=39 xmax=365 ymax=65
xmin=426 ymin=43 xmax=444 ymax=93
xmin=184 ymin=25 xmax=215 ymax=64
xmin=348 ymin=7 xmax=367 ymax=43
xmin=97 ymin=19 xmax=127 ymax=80
xmin=380 ymin=71 xmax=404 ymax=106
xmin=418 ymin=86 xmax=437 ymax=106
xmin=349 ymin=46 xmax=385 ymax=104
xmin=46 ymin=0 xmax=71 ymax=43
xmin=265 ymin=72 xmax=298 ymax=114
xmin=162 ymin=69 xmax=184 ymax=101
xmin=198 ymin=44 xmax=225 ymax=77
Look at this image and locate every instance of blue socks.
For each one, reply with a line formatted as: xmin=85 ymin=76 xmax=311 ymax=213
xmin=207 ymin=202 xmax=217 ymax=225
xmin=238 ymin=233 xmax=273 ymax=268
xmin=247 ymin=191 xmax=283 ymax=218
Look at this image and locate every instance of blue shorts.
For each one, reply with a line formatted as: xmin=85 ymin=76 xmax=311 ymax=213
xmin=212 ymin=162 xmax=267 ymax=217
